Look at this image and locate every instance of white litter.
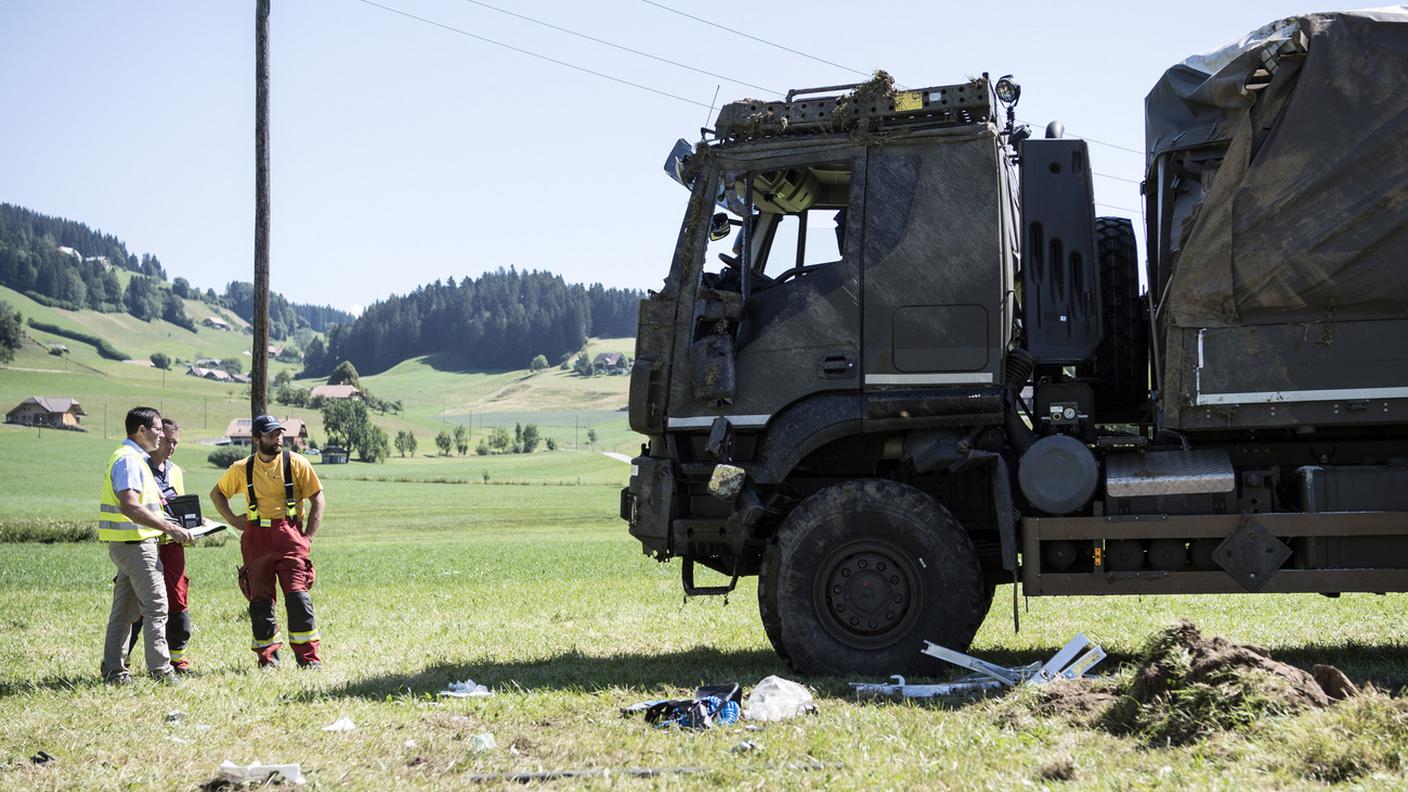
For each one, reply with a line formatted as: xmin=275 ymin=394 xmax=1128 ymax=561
xmin=404 ymin=739 xmax=417 ymax=749
xmin=472 ymin=733 xmax=497 ymax=753
xmin=439 ymin=679 xmax=492 ymax=698
xmin=743 ymin=676 xmax=817 ymax=722
xmin=216 ymin=760 xmax=306 ymax=786
xmin=322 ymin=716 xmax=357 ymax=733
xmin=165 ymin=710 xmax=186 ymax=723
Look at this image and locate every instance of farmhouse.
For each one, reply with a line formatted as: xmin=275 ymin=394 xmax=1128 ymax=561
xmin=309 ymin=384 xmax=362 ymax=401
xmin=203 ymin=316 xmax=231 ymax=331
xmin=188 ymin=366 xmax=233 ymax=382
xmin=5 ymin=397 xmax=87 ymax=429
xmin=592 ymin=351 xmax=629 ymax=375
xmin=223 ymin=416 xmax=309 ymax=449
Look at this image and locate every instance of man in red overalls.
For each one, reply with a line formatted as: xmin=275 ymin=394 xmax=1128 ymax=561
xmin=210 ymin=415 xmax=326 ymax=669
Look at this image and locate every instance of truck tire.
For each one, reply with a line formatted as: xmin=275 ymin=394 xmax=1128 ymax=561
xmin=1089 ymin=216 xmax=1150 ymax=421
xmin=758 ymin=479 xmax=985 ymax=675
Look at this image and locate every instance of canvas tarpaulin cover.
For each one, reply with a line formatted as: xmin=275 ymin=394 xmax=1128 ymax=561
xmin=1146 ymin=8 xmax=1408 ymax=327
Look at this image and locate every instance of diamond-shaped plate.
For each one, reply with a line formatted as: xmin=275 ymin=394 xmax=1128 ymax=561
xmin=1213 ymin=516 xmax=1291 ymax=591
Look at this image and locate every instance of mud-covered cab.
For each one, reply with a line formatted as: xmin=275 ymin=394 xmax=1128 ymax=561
xmin=624 ymin=74 xmax=1020 ymax=610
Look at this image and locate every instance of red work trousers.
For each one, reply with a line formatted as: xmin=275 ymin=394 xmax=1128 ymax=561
xmin=238 ymin=518 xmax=320 ymax=666
xmin=129 ymin=542 xmax=191 ymax=669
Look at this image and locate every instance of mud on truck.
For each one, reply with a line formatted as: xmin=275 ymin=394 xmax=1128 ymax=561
xmin=621 ymin=10 xmax=1408 ymax=675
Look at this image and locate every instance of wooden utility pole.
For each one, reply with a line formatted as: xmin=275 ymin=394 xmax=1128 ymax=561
xmin=251 ymin=0 xmax=271 ymax=418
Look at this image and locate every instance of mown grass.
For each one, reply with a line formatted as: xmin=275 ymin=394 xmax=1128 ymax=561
xmin=2 ymin=426 xmax=1408 ymax=788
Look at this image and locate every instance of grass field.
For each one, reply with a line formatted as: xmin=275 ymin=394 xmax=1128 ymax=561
xmin=4 ymin=313 xmax=1408 ymax=788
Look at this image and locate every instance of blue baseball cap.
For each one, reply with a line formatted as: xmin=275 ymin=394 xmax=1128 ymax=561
xmin=252 ymin=415 xmax=284 ymax=436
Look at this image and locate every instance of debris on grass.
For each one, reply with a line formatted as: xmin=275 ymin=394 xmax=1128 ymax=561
xmin=322 ymin=716 xmax=356 ymax=733
xmin=439 ymin=679 xmax=491 ymax=698
xmin=731 ymin=740 xmax=761 ymax=754
xmin=624 ymin=682 xmax=744 ymax=730
xmin=211 ymin=760 xmax=305 ymax=786
xmin=165 ymin=710 xmax=186 ymax=723
xmin=472 ymin=733 xmax=497 ymax=753
xmin=744 ymin=676 xmax=816 ymax=722
xmin=29 ymin=750 xmax=55 ymax=766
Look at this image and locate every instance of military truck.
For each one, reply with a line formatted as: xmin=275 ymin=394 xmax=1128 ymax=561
xmin=622 ymin=10 xmax=1408 ymax=675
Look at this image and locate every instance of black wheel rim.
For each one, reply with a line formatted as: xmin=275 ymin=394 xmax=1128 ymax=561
xmin=813 ymin=539 xmax=923 ymax=649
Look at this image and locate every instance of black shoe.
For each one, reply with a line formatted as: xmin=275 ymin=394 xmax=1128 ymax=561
xmin=150 ymin=669 xmax=181 ymax=686
xmin=103 ymin=673 xmax=132 ymax=687
xmin=298 ymin=661 xmax=322 ymax=671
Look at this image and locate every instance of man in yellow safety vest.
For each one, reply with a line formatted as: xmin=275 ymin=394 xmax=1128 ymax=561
xmin=99 ymin=406 xmax=193 ymax=685
xmin=128 ymin=417 xmax=198 ymax=672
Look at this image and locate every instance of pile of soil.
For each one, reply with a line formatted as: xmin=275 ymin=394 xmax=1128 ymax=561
xmin=1023 ymin=620 xmax=1358 ymax=745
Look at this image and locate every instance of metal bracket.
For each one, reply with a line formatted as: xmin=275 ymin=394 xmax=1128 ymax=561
xmin=853 ymin=633 xmax=1107 ymax=699
xmin=681 ymin=555 xmax=740 ymax=597
xmin=1214 ymin=515 xmax=1292 ymax=592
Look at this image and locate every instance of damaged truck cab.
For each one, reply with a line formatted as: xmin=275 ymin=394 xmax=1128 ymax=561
xmin=625 ymin=10 xmax=1408 ymax=677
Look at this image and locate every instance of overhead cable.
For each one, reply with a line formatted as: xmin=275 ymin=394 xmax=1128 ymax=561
xmin=352 ymin=0 xmax=713 ymax=109
xmin=453 ymin=0 xmax=781 ymax=96
xmin=1095 ymin=201 xmax=1142 ymax=214
xmin=638 ymin=0 xmax=873 ymax=80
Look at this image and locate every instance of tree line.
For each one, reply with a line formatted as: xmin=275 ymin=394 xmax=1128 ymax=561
xmin=0 ymin=203 xmax=351 ymax=338
xmin=301 ymin=268 xmax=642 ymax=377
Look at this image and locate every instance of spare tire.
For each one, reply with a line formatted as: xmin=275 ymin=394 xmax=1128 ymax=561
xmin=1088 ymin=216 xmax=1150 ymax=422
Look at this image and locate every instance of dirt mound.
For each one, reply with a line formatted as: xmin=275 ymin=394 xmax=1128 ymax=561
xmin=1110 ymin=620 xmax=1353 ymax=744
xmin=1005 ymin=621 xmax=1358 ymax=745
xmin=1131 ymin=620 xmax=1330 ymax=708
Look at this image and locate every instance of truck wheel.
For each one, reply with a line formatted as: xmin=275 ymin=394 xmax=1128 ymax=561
xmin=758 ymin=480 xmax=985 ymax=675
xmin=1089 ymin=216 xmax=1150 ymax=422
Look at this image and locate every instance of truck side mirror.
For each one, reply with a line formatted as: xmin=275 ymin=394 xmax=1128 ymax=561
xmin=662 ymin=138 xmax=694 ymax=187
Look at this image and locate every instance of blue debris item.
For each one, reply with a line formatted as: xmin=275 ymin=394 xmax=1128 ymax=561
xmin=625 ymin=682 xmax=744 ymax=730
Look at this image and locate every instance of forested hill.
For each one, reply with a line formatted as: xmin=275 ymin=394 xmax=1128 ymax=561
xmin=0 ymin=203 xmax=349 ymax=338
xmin=301 ymin=270 xmax=643 ymax=376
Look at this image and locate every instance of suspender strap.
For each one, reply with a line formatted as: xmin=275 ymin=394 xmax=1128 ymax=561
xmin=245 ymin=455 xmax=257 ymax=518
xmin=245 ymin=449 xmax=301 ymax=526
xmin=283 ymin=448 xmax=297 ymax=517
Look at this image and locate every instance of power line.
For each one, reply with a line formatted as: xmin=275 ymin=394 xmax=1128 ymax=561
xmin=1094 ymin=171 xmax=1141 ymax=185
xmin=452 ymin=0 xmax=781 ymax=96
xmin=639 ymin=0 xmax=873 ymax=80
xmin=1017 ymin=117 xmax=1145 ymax=158
xmin=638 ymin=5 xmax=1148 ymax=156
xmin=1095 ymin=201 xmax=1142 ymax=214
xmin=352 ymin=0 xmax=713 ymax=109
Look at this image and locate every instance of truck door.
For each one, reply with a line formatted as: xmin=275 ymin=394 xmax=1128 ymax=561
xmin=861 ymin=135 xmax=1012 ymax=393
xmin=726 ymin=155 xmax=865 ymax=419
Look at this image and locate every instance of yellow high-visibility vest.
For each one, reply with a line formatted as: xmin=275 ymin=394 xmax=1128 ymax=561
xmin=97 ymin=444 xmax=164 ymax=542
xmin=168 ymin=462 xmax=185 ymax=496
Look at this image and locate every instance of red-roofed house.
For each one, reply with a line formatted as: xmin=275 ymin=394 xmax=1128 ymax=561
xmin=223 ymin=416 xmax=310 ymax=450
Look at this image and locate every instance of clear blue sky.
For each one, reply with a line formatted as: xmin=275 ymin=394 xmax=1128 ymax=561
xmin=0 ymin=0 xmax=1320 ymax=314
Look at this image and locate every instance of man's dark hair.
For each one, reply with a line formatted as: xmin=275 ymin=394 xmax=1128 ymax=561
xmin=162 ymin=417 xmax=181 ymax=432
xmin=125 ymin=406 xmax=161 ymax=436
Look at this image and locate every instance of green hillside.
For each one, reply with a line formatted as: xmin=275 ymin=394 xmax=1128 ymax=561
xmin=2 ymin=283 xmax=263 ymax=365
xmin=1 ymin=285 xmax=637 ymax=454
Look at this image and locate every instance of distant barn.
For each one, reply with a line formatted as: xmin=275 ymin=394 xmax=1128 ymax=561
xmin=6 ymin=397 xmax=87 ymax=430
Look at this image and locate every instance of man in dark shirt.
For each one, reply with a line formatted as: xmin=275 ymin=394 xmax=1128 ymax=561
xmin=128 ymin=418 xmax=195 ymax=672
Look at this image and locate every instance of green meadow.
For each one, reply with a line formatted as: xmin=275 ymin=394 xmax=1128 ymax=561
xmin=2 ymin=308 xmax=1408 ymax=789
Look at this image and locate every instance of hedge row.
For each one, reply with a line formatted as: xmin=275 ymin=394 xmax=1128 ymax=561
xmin=27 ymin=318 xmax=129 ymax=360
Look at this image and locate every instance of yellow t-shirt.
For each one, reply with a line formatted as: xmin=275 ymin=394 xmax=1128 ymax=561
xmin=217 ymin=450 xmax=323 ymax=519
